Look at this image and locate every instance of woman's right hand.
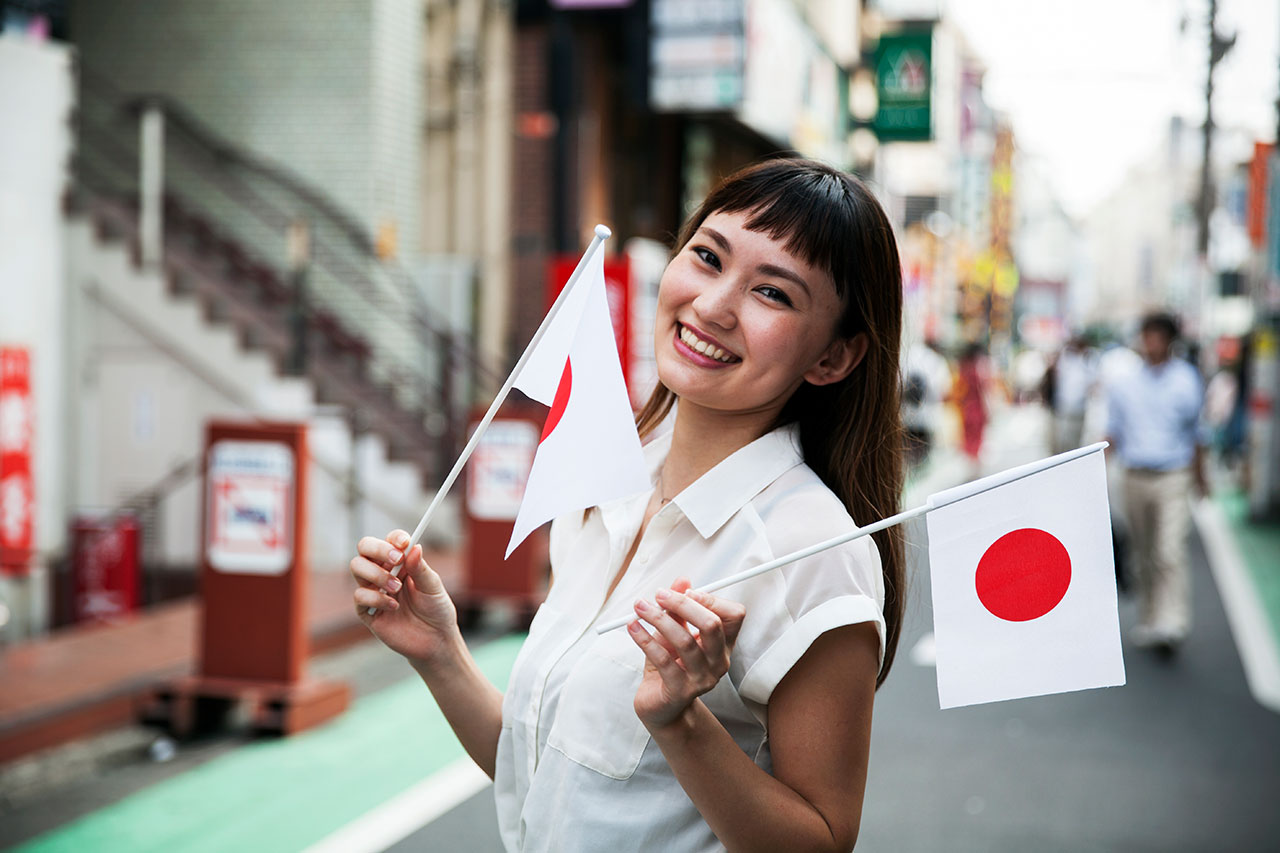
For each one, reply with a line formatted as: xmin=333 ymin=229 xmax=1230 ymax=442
xmin=351 ymin=529 xmax=459 ymax=667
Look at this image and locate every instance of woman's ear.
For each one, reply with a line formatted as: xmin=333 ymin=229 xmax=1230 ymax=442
xmin=803 ymin=333 xmax=869 ymax=387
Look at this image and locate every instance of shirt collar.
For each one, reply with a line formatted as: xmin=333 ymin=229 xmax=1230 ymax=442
xmin=655 ymin=422 xmax=804 ymax=539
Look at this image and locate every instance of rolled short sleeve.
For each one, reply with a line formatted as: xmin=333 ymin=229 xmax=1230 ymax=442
xmin=735 ymin=501 xmax=886 ymax=707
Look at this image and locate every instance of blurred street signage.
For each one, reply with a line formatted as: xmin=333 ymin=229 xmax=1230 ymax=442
xmin=649 ymin=0 xmax=846 ymax=164
xmin=206 ymin=438 xmax=295 ymax=575
xmin=551 ymin=0 xmax=633 ymax=7
xmin=875 ymin=29 xmax=933 ymax=142
xmin=466 ymin=420 xmax=538 ymax=522
xmin=0 ymin=346 xmax=33 ymax=576
xmin=650 ymin=0 xmax=745 ymax=111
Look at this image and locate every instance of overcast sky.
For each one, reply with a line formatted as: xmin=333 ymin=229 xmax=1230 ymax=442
xmin=944 ymin=0 xmax=1279 ymax=218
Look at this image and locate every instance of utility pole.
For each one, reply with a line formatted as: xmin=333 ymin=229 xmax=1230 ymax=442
xmin=1196 ymin=0 xmax=1237 ymax=257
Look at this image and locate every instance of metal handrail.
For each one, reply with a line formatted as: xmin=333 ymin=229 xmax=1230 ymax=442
xmin=73 ymin=67 xmax=498 ymax=429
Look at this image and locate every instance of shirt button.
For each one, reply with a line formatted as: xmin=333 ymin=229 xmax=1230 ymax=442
xmin=637 ymin=552 xmax=649 ymax=565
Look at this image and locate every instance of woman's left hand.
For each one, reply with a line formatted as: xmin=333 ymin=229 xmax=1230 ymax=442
xmin=627 ymin=578 xmax=747 ymax=731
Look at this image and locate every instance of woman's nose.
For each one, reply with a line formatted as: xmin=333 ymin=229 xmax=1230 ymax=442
xmin=691 ymin=278 xmax=738 ymax=330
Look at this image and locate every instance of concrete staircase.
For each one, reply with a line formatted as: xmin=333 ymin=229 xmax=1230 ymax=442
xmin=66 ymin=202 xmax=458 ymax=577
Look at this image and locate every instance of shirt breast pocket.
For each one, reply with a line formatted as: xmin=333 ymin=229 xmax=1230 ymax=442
xmin=545 ymin=636 xmax=651 ymax=781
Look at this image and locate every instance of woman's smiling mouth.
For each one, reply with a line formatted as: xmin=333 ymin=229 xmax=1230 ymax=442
xmin=676 ymin=323 xmax=740 ymax=364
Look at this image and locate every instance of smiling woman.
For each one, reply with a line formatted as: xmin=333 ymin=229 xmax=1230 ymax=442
xmin=349 ymin=158 xmax=906 ymax=853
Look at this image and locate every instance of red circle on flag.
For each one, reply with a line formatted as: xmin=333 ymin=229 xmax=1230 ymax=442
xmin=974 ymin=528 xmax=1071 ymax=622
xmin=540 ymin=358 xmax=573 ymax=442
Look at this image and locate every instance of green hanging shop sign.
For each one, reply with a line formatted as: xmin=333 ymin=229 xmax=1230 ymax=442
xmin=875 ymin=30 xmax=932 ymax=142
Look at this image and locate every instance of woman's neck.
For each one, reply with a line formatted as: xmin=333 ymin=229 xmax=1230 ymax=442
xmin=658 ymin=400 xmax=781 ymax=500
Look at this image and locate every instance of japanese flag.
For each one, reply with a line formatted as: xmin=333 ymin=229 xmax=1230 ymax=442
xmin=506 ymin=246 xmax=649 ymax=557
xmin=926 ymin=444 xmax=1125 ymax=709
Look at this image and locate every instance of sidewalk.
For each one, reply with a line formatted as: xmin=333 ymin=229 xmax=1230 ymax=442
xmin=0 ymin=551 xmax=461 ymax=765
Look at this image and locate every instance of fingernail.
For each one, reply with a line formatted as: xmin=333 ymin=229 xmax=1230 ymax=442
xmin=386 ymin=577 xmax=402 ymax=593
xmin=388 ymin=549 xmax=403 ymax=564
xmin=388 ymin=598 xmax=399 ymax=610
xmin=634 ymin=598 xmax=651 ymax=613
xmin=655 ymin=588 xmax=673 ymax=601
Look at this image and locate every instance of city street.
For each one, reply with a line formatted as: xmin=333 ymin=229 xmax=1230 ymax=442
xmin=5 ymin=405 xmax=1279 ymax=852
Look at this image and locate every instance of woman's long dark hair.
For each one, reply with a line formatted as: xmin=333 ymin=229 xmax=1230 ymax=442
xmin=636 ymin=158 xmax=906 ymax=688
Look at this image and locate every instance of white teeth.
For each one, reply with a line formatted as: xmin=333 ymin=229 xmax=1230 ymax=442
xmin=679 ymin=325 xmax=735 ymax=363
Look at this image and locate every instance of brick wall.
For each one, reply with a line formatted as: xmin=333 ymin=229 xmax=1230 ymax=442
xmin=511 ymin=21 xmax=552 ymax=360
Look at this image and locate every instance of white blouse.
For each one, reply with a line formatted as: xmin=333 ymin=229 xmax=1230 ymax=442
xmin=493 ymin=423 xmax=886 ymax=853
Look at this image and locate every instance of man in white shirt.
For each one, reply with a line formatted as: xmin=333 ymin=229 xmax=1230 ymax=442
xmin=1105 ymin=312 xmax=1208 ymax=656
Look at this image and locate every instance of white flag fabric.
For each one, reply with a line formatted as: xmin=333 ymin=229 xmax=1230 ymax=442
xmin=506 ymin=247 xmax=649 ymax=557
xmin=926 ymin=445 xmax=1125 ymax=708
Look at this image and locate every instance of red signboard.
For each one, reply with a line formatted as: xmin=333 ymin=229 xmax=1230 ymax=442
xmin=72 ymin=515 xmax=140 ymax=624
xmin=0 ymin=346 xmax=34 ymax=575
xmin=548 ymin=255 xmax=632 ymax=390
xmin=200 ymin=421 xmax=308 ymax=683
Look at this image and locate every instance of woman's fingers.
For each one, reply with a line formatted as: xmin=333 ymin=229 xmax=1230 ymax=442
xmin=353 ymin=584 xmax=399 ymax=617
xmin=401 ymin=544 xmax=446 ymax=597
xmin=656 ymin=588 xmax=727 ymax=660
xmin=634 ymin=598 xmax=714 ymax=685
xmin=688 ymin=589 xmax=747 ymax=646
xmin=627 ymin=620 xmax=686 ymax=686
xmin=357 ymin=530 xmax=409 ymax=571
xmin=349 ymin=555 xmax=404 ymax=594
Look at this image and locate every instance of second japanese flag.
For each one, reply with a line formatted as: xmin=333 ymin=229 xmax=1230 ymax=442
xmin=927 ymin=445 xmax=1125 ymax=708
xmin=506 ymin=246 xmax=649 ymax=557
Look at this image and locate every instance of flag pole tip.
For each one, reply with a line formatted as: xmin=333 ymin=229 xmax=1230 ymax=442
xmin=594 ymin=224 xmax=612 ymax=240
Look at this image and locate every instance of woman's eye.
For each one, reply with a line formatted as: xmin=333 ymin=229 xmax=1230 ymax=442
xmin=692 ymin=246 xmax=721 ymax=271
xmin=757 ymin=285 xmax=793 ymax=307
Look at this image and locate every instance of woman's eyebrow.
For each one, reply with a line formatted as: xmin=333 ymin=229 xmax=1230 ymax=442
xmin=699 ymin=226 xmax=732 ymax=254
xmin=758 ymin=263 xmax=811 ymax=296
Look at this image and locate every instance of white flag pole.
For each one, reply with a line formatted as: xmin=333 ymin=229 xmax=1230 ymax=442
xmin=594 ymin=504 xmax=929 ymax=635
xmin=368 ymin=225 xmax=612 ymax=614
xmin=594 ymin=441 xmax=1110 ymax=634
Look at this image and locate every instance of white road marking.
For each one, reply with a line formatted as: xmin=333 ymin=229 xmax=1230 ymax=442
xmin=1192 ymin=499 xmax=1280 ymax=713
xmin=303 ymin=758 xmax=492 ymax=853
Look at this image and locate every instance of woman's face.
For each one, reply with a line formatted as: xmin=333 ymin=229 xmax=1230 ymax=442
xmin=654 ymin=209 xmax=858 ymax=421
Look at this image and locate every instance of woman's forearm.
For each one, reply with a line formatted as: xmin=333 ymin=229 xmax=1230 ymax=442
xmin=649 ymin=700 xmax=856 ymax=853
xmin=409 ymin=631 xmax=505 ymax=778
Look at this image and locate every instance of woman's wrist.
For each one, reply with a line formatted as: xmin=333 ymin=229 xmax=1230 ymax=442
xmin=645 ymin=698 xmax=705 ymax=743
xmin=408 ymin=624 xmax=469 ymax=679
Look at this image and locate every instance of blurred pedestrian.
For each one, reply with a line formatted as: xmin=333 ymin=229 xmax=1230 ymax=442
xmin=902 ymin=338 xmax=951 ymax=468
xmin=350 ymin=159 xmax=905 ymax=851
xmin=950 ymin=341 xmax=989 ymax=477
xmin=1105 ymin=312 xmax=1208 ymax=655
xmin=1044 ymin=335 xmax=1095 ymax=453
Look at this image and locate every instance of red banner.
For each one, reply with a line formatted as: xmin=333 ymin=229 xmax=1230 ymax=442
xmin=1249 ymin=142 xmax=1273 ymax=248
xmin=0 ymin=347 xmax=34 ymax=575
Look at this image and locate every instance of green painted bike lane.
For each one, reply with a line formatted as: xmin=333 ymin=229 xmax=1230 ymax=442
xmin=17 ymin=634 xmax=527 ymax=853
xmin=1219 ymin=490 xmax=1280 ymax=650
